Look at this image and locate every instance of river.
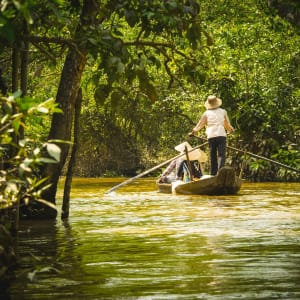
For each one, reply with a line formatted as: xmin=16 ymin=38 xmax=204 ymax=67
xmin=8 ymin=178 xmax=300 ymax=299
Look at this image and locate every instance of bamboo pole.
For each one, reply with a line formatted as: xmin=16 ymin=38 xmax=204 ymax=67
xmin=105 ymin=142 xmax=208 ymax=194
xmin=190 ymin=135 xmax=300 ymax=174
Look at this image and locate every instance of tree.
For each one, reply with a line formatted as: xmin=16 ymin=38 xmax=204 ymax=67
xmin=1 ymin=0 xmax=207 ymax=217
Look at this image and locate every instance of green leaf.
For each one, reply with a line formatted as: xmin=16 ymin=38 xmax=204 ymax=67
xmin=35 ymin=198 xmax=57 ymax=210
xmin=125 ymin=10 xmax=138 ymax=27
xmin=110 ymin=90 xmax=123 ymax=107
xmin=94 ymin=85 xmax=109 ymax=105
xmin=1 ymin=114 xmax=9 ymax=124
xmin=37 ymin=157 xmax=58 ymax=164
xmin=19 ymin=139 xmax=27 ymax=147
xmin=33 ymin=147 xmax=40 ymax=156
xmin=1 ymin=23 xmax=16 ymax=44
xmin=140 ymin=81 xmax=158 ymax=102
xmin=37 ymin=107 xmax=49 ymax=113
xmin=19 ymin=163 xmax=32 ymax=175
xmin=46 ymin=143 xmax=61 ymax=162
xmin=116 ymin=61 xmax=125 ymax=74
xmin=11 ymin=118 xmax=21 ymax=133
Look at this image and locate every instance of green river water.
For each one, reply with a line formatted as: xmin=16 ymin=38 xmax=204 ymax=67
xmin=8 ymin=178 xmax=300 ymax=299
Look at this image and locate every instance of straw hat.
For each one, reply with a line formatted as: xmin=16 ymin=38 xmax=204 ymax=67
xmin=174 ymin=142 xmax=207 ymax=162
xmin=204 ymin=95 xmax=222 ymax=109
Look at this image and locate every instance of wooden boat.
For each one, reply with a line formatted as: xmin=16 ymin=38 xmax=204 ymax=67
xmin=157 ymin=166 xmax=242 ymax=195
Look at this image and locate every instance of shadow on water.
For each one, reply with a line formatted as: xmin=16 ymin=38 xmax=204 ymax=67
xmin=9 ymin=219 xmax=89 ymax=299
xmin=7 ymin=178 xmax=300 ymax=299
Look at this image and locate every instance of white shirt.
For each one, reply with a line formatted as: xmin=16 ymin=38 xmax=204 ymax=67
xmin=193 ymin=108 xmax=233 ymax=139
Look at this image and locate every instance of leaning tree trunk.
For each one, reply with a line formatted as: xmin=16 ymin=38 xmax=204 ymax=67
xmin=41 ymin=0 xmax=99 ymax=218
xmin=41 ymin=51 xmax=86 ymax=218
xmin=61 ymin=88 xmax=82 ymax=219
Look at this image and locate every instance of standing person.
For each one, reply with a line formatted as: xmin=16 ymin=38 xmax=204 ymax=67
xmin=189 ymin=95 xmax=234 ymax=175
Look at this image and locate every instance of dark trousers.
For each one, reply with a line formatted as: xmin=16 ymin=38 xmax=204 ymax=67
xmin=208 ymin=136 xmax=226 ymax=175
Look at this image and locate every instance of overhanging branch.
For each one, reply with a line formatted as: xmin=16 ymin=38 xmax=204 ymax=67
xmin=24 ymin=35 xmax=84 ymax=57
xmin=124 ymin=40 xmax=196 ymax=62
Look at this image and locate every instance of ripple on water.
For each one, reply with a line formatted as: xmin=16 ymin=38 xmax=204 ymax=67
xmin=9 ymin=179 xmax=300 ymax=299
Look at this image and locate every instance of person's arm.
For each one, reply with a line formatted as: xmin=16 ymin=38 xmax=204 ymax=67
xmin=190 ymin=113 xmax=207 ymax=135
xmin=162 ymin=160 xmax=176 ymax=176
xmin=224 ymin=111 xmax=234 ymax=133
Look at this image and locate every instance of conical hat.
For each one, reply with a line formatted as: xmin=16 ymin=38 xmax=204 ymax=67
xmin=175 ymin=142 xmax=207 ymax=162
xmin=187 ymin=148 xmax=208 ymax=162
xmin=174 ymin=141 xmax=193 ymax=153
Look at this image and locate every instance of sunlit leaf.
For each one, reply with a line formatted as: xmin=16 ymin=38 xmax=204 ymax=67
xmin=37 ymin=107 xmax=49 ymax=113
xmin=37 ymin=157 xmax=58 ymax=164
xmin=33 ymin=147 xmax=40 ymax=156
xmin=1 ymin=114 xmax=9 ymax=124
xmin=19 ymin=162 xmax=32 ymax=174
xmin=5 ymin=182 xmax=18 ymax=194
xmin=46 ymin=143 xmax=61 ymax=162
xmin=35 ymin=198 xmax=57 ymax=210
xmin=27 ymin=270 xmax=37 ymax=282
xmin=38 ymin=266 xmax=61 ymax=274
xmin=19 ymin=139 xmax=27 ymax=147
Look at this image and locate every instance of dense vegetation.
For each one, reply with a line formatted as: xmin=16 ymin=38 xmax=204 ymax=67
xmin=0 ymin=0 xmax=299 ymax=215
xmin=76 ymin=0 xmax=300 ymax=182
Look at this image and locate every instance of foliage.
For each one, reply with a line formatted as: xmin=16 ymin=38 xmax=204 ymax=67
xmin=0 ymin=0 xmax=299 ymax=182
xmin=73 ymin=0 xmax=300 ymax=180
xmin=0 ymin=93 xmax=61 ymax=216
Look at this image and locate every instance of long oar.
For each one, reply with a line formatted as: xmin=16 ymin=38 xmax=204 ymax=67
xmin=184 ymin=145 xmax=193 ymax=181
xmin=190 ymin=134 xmax=300 ymax=174
xmin=105 ymin=142 xmax=208 ymax=194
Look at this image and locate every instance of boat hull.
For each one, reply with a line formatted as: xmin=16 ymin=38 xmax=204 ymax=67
xmin=157 ymin=166 xmax=242 ymax=195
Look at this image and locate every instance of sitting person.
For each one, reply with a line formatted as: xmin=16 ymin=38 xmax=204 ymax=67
xmin=159 ymin=142 xmax=207 ymax=183
xmin=176 ymin=159 xmax=203 ymax=182
xmin=159 ymin=159 xmax=179 ymax=183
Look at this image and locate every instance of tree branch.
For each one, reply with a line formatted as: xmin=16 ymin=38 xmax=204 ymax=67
xmin=24 ymin=35 xmax=84 ymax=57
xmin=123 ymin=40 xmax=196 ymax=62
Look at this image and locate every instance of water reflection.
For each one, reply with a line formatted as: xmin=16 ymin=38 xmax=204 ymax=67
xmin=8 ymin=179 xmax=300 ymax=299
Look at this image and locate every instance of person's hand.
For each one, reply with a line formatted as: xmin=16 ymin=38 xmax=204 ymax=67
xmin=160 ymin=175 xmax=167 ymax=183
xmin=188 ymin=131 xmax=195 ymax=137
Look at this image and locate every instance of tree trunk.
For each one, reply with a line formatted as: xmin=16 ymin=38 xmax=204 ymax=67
xmin=11 ymin=47 xmax=19 ymax=93
xmin=41 ymin=0 xmax=99 ymax=217
xmin=9 ymin=47 xmax=20 ymax=160
xmin=61 ymin=88 xmax=82 ymax=219
xmin=20 ymin=26 xmax=29 ymax=140
xmin=20 ymin=22 xmax=29 ymax=97
xmin=41 ymin=50 xmax=86 ymax=218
